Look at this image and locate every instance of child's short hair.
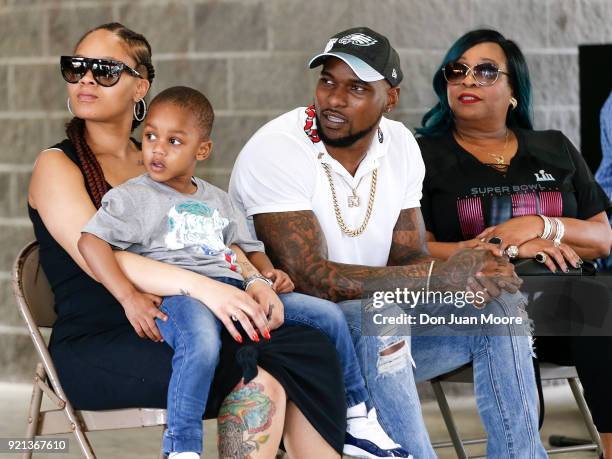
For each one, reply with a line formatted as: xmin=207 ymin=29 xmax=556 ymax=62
xmin=149 ymin=86 xmax=214 ymax=138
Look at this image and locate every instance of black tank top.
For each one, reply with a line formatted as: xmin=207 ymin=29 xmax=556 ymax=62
xmin=28 ymin=139 xmax=127 ymax=336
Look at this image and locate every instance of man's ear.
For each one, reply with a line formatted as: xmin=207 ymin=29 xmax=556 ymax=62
xmin=385 ymin=86 xmax=400 ymax=112
xmin=196 ymin=139 xmax=213 ymax=161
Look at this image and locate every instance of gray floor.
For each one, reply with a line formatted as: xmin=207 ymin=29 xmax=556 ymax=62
xmin=0 ymin=381 xmax=598 ymax=459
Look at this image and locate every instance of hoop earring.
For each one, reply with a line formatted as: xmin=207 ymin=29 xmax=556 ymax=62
xmin=133 ymin=98 xmax=147 ymax=122
xmin=67 ymin=98 xmax=75 ymax=117
xmin=509 ymin=97 xmax=518 ymax=110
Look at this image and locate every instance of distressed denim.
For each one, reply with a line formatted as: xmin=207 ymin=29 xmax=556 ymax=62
xmin=338 ymin=291 xmax=547 ymax=459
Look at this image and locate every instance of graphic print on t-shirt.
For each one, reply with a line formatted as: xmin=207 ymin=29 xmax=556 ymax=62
xmin=457 ymin=188 xmax=563 ymax=240
xmin=165 ymin=201 xmax=238 ymax=270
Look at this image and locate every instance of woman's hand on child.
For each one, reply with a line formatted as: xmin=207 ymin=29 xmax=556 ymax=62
xmin=120 ymin=290 xmax=167 ymax=342
xmin=263 ymin=269 xmax=295 ymax=293
xmin=246 ymin=281 xmax=284 ymax=332
xmin=203 ymin=281 xmax=270 ymax=343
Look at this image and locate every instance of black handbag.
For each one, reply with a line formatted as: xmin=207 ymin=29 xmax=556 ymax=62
xmin=512 ymin=258 xmax=596 ymax=276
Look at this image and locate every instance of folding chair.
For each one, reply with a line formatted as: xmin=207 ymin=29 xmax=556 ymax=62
xmin=12 ymin=241 xmax=168 ymax=459
xmin=430 ymin=362 xmax=603 ymax=459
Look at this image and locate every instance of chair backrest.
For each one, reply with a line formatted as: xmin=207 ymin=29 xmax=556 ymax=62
xmin=13 ymin=241 xmax=56 ymax=328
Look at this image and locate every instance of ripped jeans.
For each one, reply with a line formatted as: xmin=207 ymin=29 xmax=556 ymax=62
xmin=338 ymin=291 xmax=547 ymax=459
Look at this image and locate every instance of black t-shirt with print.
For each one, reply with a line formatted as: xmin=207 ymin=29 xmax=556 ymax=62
xmin=417 ymin=128 xmax=612 ymax=242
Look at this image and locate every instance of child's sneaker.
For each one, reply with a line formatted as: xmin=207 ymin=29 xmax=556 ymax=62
xmin=344 ymin=408 xmax=412 ymax=458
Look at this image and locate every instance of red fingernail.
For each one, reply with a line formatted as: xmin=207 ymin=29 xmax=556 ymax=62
xmin=235 ymin=334 xmax=243 ymax=343
xmin=252 ymin=333 xmax=260 ymax=342
xmin=264 ymin=330 xmax=271 ymax=340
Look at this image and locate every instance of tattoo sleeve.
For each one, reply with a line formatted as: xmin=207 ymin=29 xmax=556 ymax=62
xmin=253 ymin=211 xmax=491 ymax=302
xmin=387 ymin=208 xmax=434 ymax=266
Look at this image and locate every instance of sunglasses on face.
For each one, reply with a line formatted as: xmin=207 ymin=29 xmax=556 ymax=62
xmin=60 ymin=56 xmax=143 ymax=87
xmin=442 ymin=62 xmax=509 ymax=87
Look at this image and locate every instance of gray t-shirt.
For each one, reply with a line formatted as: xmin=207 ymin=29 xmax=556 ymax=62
xmin=83 ymin=174 xmax=264 ymax=282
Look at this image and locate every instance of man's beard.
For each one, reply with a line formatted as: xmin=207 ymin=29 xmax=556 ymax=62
xmin=315 ymin=114 xmax=381 ymax=148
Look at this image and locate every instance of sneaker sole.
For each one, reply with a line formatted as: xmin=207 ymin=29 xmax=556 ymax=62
xmin=343 ymin=444 xmax=413 ymax=459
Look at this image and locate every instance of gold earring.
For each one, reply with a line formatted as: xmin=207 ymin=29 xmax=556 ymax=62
xmin=509 ymin=97 xmax=518 ymax=109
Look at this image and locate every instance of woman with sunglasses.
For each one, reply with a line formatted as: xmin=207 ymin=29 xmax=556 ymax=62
xmin=28 ymin=22 xmax=347 ymax=458
xmin=417 ymin=28 xmax=612 ymax=458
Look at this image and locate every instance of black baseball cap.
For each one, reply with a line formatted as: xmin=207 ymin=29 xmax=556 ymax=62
xmin=308 ymin=27 xmax=403 ymax=87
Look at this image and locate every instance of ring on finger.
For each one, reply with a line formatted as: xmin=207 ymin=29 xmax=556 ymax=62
xmin=231 ymin=314 xmax=239 ymax=322
xmin=505 ymin=245 xmax=519 ymax=259
xmin=535 ymin=252 xmax=547 ymax=264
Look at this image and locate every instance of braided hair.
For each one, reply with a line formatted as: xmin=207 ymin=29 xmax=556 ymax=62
xmin=65 ymin=23 xmax=155 ymax=208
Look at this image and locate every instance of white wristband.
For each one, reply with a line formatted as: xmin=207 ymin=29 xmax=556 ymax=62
xmin=553 ymin=218 xmax=565 ymax=247
xmin=538 ymin=214 xmax=552 ymax=239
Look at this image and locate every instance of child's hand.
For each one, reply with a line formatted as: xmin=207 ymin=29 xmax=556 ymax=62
xmin=120 ymin=290 xmax=167 ymax=342
xmin=263 ymin=269 xmax=295 ymax=293
xmin=246 ymin=281 xmax=284 ymax=332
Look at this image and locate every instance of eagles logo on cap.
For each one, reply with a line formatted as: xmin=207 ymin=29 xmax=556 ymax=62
xmin=308 ymin=26 xmax=403 ymax=87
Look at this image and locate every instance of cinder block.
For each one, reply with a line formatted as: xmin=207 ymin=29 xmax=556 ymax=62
xmin=47 ymin=5 xmax=114 ymax=56
xmin=232 ymin=55 xmax=312 ymax=110
xmin=0 ymin=279 xmax=24 ymax=328
xmin=0 ymin=225 xmax=34 ymax=273
xmin=194 ymin=1 xmax=268 ymax=52
xmin=194 ymin=166 xmax=232 ymax=192
xmin=46 ymin=118 xmax=72 ymax=147
xmin=391 ymin=0 xmax=472 ymax=50
xmin=532 ymin=107 xmax=549 ymax=130
xmin=389 ymin=111 xmax=425 ymax=134
xmin=152 ymin=59 xmax=228 ymax=110
xmin=12 ymin=64 xmax=66 ymax=111
xmin=549 ymin=0 xmax=612 ymax=46
xmin=0 ymin=66 xmax=8 ymax=111
xmin=0 ymin=10 xmax=43 ymax=57
xmin=0 ymin=120 xmax=46 ymax=164
xmin=396 ymin=52 xmax=443 ymax=111
xmin=0 ymin=173 xmax=11 ymax=217
xmin=208 ymin=115 xmax=274 ymax=170
xmin=472 ymin=0 xmax=547 ymax=49
xmin=267 ymin=0 xmax=352 ymax=52
xmin=527 ymin=53 xmax=578 ymax=106
xmin=118 ymin=3 xmax=190 ymax=54
xmin=548 ymin=108 xmax=580 ymax=150
xmin=11 ymin=172 xmax=32 ymax=218
xmin=349 ymin=0 xmax=399 ymax=45
xmin=0 ymin=333 xmax=38 ymax=383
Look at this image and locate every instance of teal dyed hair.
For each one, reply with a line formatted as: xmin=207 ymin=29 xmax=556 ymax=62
xmin=416 ymin=29 xmax=533 ymax=137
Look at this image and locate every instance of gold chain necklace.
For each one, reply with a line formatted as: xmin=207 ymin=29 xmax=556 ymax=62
xmin=322 ymin=163 xmax=377 ymax=237
xmin=457 ymin=129 xmax=509 ymax=165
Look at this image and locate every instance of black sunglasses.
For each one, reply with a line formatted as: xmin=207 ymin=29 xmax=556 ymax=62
xmin=60 ymin=56 xmax=143 ymax=87
xmin=442 ymin=62 xmax=509 ymax=87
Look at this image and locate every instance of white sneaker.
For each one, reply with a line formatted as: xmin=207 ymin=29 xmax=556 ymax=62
xmin=168 ymin=452 xmax=200 ymax=459
xmin=343 ymin=408 xmax=412 ymax=458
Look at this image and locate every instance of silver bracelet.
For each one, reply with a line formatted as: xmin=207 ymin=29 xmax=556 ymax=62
xmin=243 ymin=274 xmax=273 ymax=290
xmin=538 ymin=214 xmax=552 ymax=239
xmin=426 ymin=260 xmax=435 ymax=293
xmin=553 ymin=218 xmax=565 ymax=247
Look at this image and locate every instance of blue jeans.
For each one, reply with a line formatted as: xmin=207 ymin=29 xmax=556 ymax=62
xmin=281 ymin=292 xmax=369 ymax=407
xmin=155 ymin=280 xmax=369 ymax=453
xmin=338 ymin=291 xmax=547 ymax=459
xmin=156 ymin=294 xmax=223 ymax=454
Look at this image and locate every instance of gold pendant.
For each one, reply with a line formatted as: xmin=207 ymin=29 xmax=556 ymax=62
xmin=348 ymin=195 xmax=360 ymax=207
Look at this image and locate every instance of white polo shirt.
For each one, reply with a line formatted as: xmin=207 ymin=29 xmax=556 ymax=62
xmin=229 ymin=107 xmax=425 ymax=267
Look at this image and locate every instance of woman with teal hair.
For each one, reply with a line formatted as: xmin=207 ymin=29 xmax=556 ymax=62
xmin=417 ymin=28 xmax=612 ymax=458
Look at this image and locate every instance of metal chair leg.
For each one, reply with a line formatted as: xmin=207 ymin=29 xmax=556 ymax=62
xmin=23 ymin=364 xmax=45 ymax=459
xmin=568 ymin=377 xmax=603 ymax=455
xmin=431 ymin=379 xmax=469 ymax=459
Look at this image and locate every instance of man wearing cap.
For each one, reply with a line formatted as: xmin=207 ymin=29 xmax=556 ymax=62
xmin=230 ymin=27 xmax=546 ymax=458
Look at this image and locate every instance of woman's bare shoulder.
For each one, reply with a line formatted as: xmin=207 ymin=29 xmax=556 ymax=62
xmin=29 ymin=148 xmax=84 ymax=208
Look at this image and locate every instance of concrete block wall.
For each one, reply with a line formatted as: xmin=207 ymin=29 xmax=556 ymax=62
xmin=0 ymin=0 xmax=611 ymax=382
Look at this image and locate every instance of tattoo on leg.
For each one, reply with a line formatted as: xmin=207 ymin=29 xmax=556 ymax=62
xmin=218 ymin=381 xmax=276 ymax=459
xmin=179 ymin=288 xmax=191 ymax=296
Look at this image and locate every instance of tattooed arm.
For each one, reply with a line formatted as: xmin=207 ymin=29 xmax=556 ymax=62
xmin=253 ymin=210 xmax=515 ymax=303
xmin=387 ymin=208 xmax=434 ymax=266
